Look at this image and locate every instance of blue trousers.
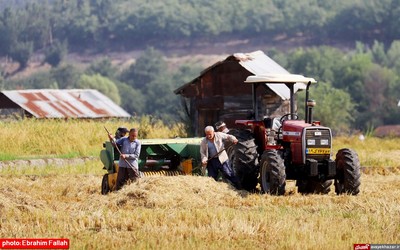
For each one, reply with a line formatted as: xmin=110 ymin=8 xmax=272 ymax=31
xmin=207 ymin=158 xmax=240 ymax=189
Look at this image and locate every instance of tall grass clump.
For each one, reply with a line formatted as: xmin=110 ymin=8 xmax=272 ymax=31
xmin=1 ymin=117 xmax=400 ymax=169
xmin=0 ymin=117 xmax=188 ymax=160
xmin=333 ymin=135 xmax=400 ymax=168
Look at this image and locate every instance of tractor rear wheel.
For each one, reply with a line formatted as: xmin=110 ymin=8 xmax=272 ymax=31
xmin=101 ymin=174 xmax=110 ymax=195
xmin=259 ymin=150 xmax=286 ymax=195
xmin=334 ymin=148 xmax=361 ymax=195
xmin=227 ymin=129 xmax=258 ymax=191
xmin=297 ymin=179 xmax=332 ymax=194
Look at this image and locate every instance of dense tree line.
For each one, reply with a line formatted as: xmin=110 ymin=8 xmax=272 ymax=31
xmin=284 ymin=41 xmax=400 ymax=133
xmin=3 ymin=41 xmax=400 ymax=133
xmin=3 ymin=47 xmax=203 ymax=123
xmin=1 ymin=0 xmax=399 ymax=58
xmin=1 ymin=0 xmax=400 ymax=133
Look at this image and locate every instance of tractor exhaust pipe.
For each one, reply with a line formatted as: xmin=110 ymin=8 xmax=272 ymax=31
xmin=306 ymin=99 xmax=316 ymax=124
xmin=305 ymin=82 xmax=312 ymax=123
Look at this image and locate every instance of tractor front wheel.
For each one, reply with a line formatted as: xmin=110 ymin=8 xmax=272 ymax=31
xmin=334 ymin=148 xmax=361 ymax=195
xmin=259 ymin=150 xmax=286 ymax=195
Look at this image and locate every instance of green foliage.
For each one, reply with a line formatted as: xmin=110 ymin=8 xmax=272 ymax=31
xmin=357 ymin=64 xmax=395 ymax=128
xmin=115 ymin=81 xmax=145 ymax=115
xmin=286 ymin=41 xmax=400 ymax=132
xmin=297 ymin=82 xmax=355 ymax=133
xmin=286 ymin=47 xmax=345 ymax=83
xmin=85 ymin=57 xmax=117 ymax=79
xmin=371 ymin=40 xmax=388 ymax=66
xmin=120 ymin=47 xmax=168 ymax=88
xmin=50 ymin=64 xmax=82 ymax=89
xmin=18 ymin=71 xmax=58 ymax=89
xmin=386 ymin=40 xmax=400 ymax=74
xmin=172 ymin=64 xmax=203 ymax=85
xmin=9 ymin=41 xmax=33 ymax=69
xmin=119 ymin=47 xmax=183 ymax=122
xmin=3 ymin=0 xmax=400 ymax=131
xmin=2 ymin=0 xmax=400 ymax=54
xmin=76 ymin=74 xmax=121 ymax=104
xmin=44 ymin=40 xmax=68 ymax=67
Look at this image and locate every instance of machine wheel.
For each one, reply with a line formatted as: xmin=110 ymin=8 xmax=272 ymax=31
xmin=227 ymin=129 xmax=259 ymax=191
xmin=297 ymin=180 xmax=332 ymax=194
xmin=259 ymin=150 xmax=286 ymax=195
xmin=101 ymin=174 xmax=110 ymax=195
xmin=334 ymin=148 xmax=361 ymax=195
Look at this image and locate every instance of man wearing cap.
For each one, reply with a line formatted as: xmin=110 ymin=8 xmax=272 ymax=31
xmin=113 ymin=127 xmax=129 ymax=161
xmin=115 ymin=127 xmax=129 ymax=139
xmin=215 ymin=121 xmax=229 ymax=133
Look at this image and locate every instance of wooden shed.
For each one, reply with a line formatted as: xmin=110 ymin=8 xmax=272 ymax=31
xmin=174 ymin=50 xmax=307 ymax=136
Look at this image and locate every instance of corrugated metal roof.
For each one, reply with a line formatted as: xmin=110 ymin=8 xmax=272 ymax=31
xmin=1 ymin=89 xmax=131 ymax=118
xmin=174 ymin=50 xmax=308 ymax=100
xmin=232 ymin=50 xmax=307 ymax=100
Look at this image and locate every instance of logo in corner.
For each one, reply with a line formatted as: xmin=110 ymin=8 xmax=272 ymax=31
xmin=354 ymin=244 xmax=370 ymax=250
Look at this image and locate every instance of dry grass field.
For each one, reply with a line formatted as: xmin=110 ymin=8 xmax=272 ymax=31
xmin=1 ymin=169 xmax=399 ymax=249
xmin=0 ymin=119 xmax=400 ymax=249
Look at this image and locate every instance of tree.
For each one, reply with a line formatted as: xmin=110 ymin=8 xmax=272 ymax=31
xmin=76 ymin=74 xmax=120 ymax=104
xmin=14 ymin=71 xmax=58 ymax=89
xmin=286 ymin=46 xmax=345 ymax=84
xmin=20 ymin=2 xmax=52 ymax=50
xmin=9 ymin=41 xmax=33 ymax=69
xmin=371 ymin=40 xmax=387 ymax=66
xmin=85 ymin=57 xmax=117 ymax=79
xmin=118 ymin=47 xmax=192 ymax=121
xmin=116 ymin=81 xmax=145 ymax=116
xmin=297 ymin=82 xmax=355 ymax=133
xmin=120 ymin=47 xmax=168 ymax=89
xmin=386 ymin=40 xmax=400 ymax=74
xmin=360 ymin=64 xmax=399 ymax=128
xmin=44 ymin=39 xmax=68 ymax=67
xmin=332 ymin=53 xmax=372 ymax=111
xmin=50 ymin=64 xmax=82 ymax=89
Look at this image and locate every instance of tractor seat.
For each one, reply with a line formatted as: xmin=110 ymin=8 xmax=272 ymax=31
xmin=263 ymin=117 xmax=281 ymax=131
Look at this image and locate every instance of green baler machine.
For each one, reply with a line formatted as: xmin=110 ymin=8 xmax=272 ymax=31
xmin=100 ymin=138 xmax=202 ymax=194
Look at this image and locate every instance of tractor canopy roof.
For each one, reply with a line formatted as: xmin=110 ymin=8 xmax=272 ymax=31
xmin=245 ymin=74 xmax=317 ymax=84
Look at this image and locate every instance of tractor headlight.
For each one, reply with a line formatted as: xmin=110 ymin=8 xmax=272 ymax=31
xmin=307 ymin=139 xmax=316 ymax=145
xmin=320 ymin=139 xmax=329 ymax=145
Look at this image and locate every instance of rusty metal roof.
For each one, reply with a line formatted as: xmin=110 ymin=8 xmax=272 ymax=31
xmin=0 ymin=89 xmax=131 ymax=118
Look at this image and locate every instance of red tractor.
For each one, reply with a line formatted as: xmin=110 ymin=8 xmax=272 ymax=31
xmin=227 ymin=74 xmax=361 ymax=195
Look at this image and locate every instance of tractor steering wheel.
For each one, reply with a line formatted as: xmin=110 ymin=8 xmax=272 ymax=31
xmin=279 ymin=113 xmax=299 ymax=124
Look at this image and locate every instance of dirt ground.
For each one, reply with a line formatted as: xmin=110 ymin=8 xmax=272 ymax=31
xmin=2 ymin=35 xmax=355 ymax=80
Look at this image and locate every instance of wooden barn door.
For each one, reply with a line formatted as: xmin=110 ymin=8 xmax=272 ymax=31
xmin=197 ymin=109 xmax=219 ymax=136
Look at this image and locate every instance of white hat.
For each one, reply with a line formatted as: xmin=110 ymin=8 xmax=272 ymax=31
xmin=215 ymin=121 xmax=226 ymax=130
